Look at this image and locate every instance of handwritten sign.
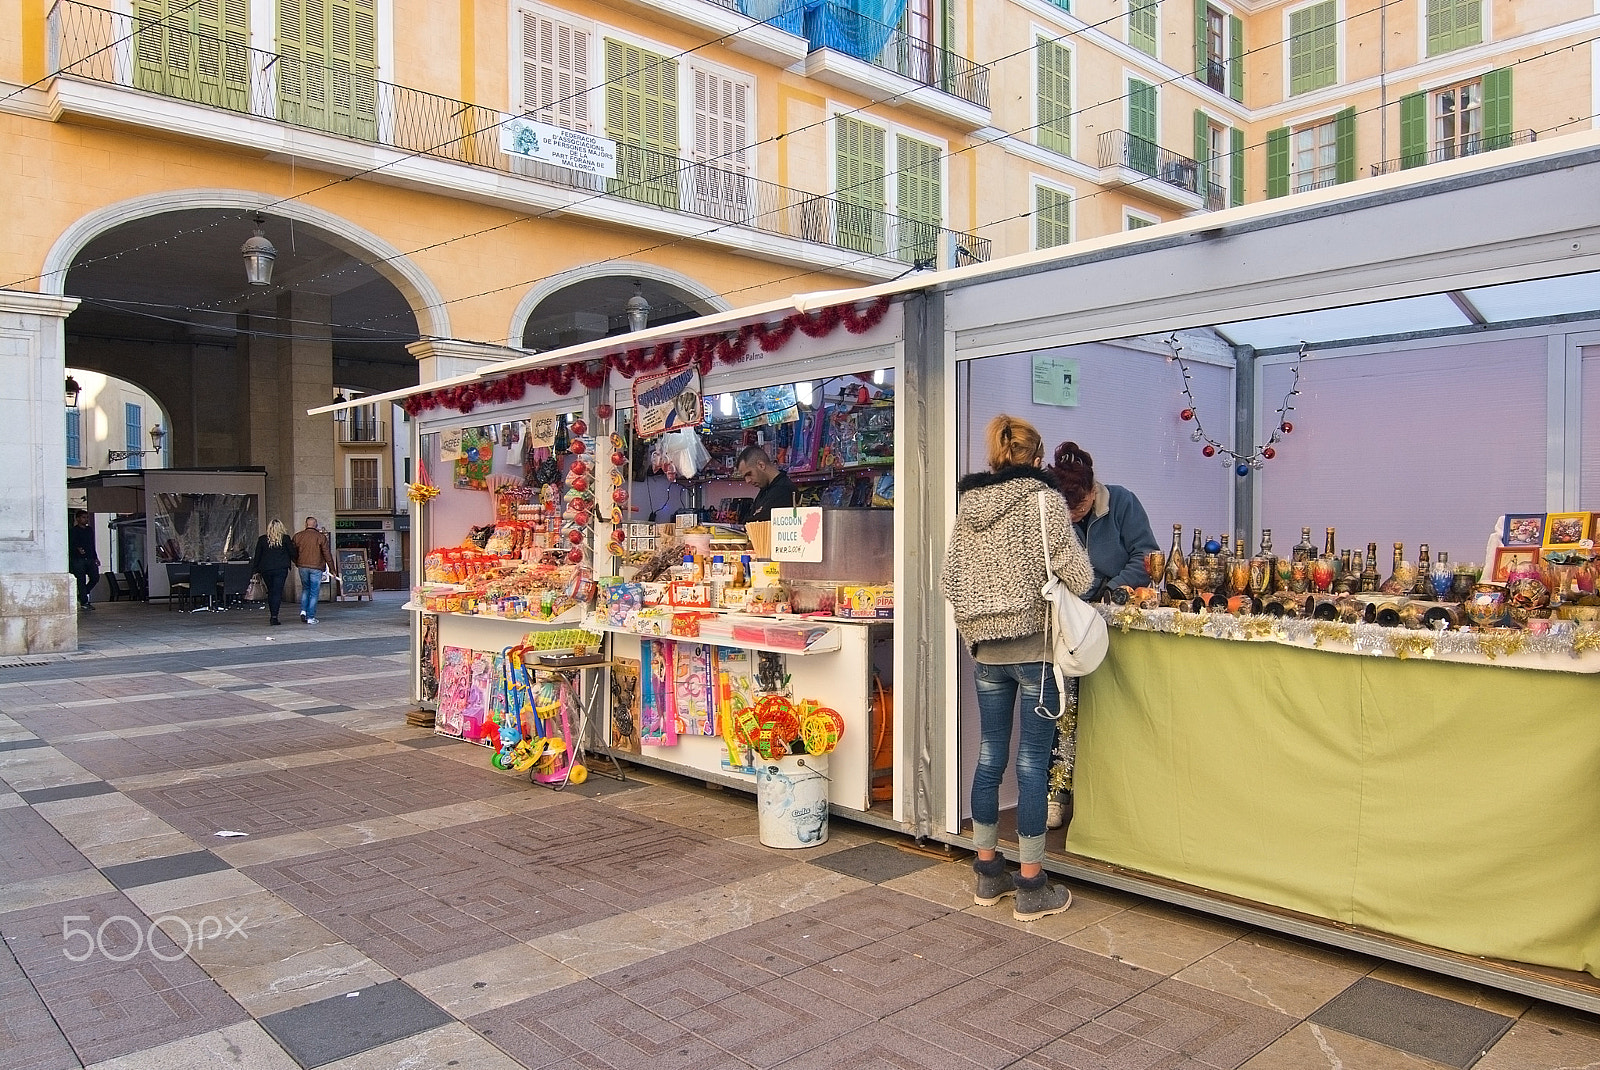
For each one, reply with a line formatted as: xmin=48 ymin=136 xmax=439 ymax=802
xmin=500 ymin=116 xmax=618 ymax=179
xmin=632 ymin=366 xmax=702 ymax=439
xmin=337 ymin=548 xmax=372 ymax=601
xmin=1031 ymin=355 xmax=1080 ymax=407
xmin=769 ymin=507 xmax=823 ymax=562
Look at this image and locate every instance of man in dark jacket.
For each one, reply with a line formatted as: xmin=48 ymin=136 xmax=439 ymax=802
xmin=291 ymin=517 xmax=336 ymax=624
xmin=68 ymin=511 xmax=100 ymax=611
xmin=734 ymin=445 xmax=796 ymax=522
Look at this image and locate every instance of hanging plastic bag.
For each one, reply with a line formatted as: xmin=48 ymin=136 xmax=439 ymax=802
xmin=656 ymin=429 xmax=709 ymax=480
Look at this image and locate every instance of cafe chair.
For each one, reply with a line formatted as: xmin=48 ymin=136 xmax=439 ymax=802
xmin=187 ymin=562 xmax=223 ymax=612
xmin=221 ymin=562 xmax=252 ymax=608
xmin=164 ymin=562 xmax=192 ymax=611
xmin=130 ymin=570 xmax=149 ymax=601
xmin=104 ymin=572 xmax=126 ymax=602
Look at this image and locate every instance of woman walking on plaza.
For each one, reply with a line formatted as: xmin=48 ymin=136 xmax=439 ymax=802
xmin=941 ymin=414 xmax=1092 ymax=921
xmin=251 ymin=519 xmax=295 ymax=626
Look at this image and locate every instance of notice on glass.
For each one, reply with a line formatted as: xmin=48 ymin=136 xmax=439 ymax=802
xmin=1032 ymin=356 xmax=1080 ymax=407
xmin=769 ymin=508 xmax=823 ymax=562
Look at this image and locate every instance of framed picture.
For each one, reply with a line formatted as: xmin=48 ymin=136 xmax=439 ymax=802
xmin=1502 ymin=513 xmax=1546 ymax=547
xmin=1543 ymin=511 xmax=1592 ymax=549
xmin=1491 ymin=546 xmax=1539 ymax=583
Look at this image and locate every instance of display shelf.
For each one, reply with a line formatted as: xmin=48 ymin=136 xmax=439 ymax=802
xmin=790 ymin=460 xmax=894 ymax=484
xmin=401 ymin=605 xmax=587 ymax=626
xmin=584 ymin=614 xmax=843 ymax=656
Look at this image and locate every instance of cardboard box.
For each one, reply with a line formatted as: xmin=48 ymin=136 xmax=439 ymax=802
xmin=837 ymin=584 xmax=894 ymax=619
xmin=669 ymin=581 xmax=713 ymax=608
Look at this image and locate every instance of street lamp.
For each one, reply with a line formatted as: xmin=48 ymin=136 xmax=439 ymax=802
xmin=333 ymin=391 xmax=348 ymax=423
xmin=241 ymin=214 xmax=277 ymax=287
xmin=65 ymin=376 xmax=81 ymax=408
xmin=626 ymin=281 xmax=651 ymax=332
xmin=108 ymin=424 xmax=167 ymax=464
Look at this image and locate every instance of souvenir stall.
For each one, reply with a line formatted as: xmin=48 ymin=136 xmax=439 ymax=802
xmin=387 ymin=294 xmax=908 ymax=817
xmin=935 ymin=138 xmax=1600 ymax=1011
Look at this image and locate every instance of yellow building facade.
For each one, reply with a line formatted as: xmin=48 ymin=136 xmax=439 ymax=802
xmin=1 ymin=0 xmax=1595 ymax=652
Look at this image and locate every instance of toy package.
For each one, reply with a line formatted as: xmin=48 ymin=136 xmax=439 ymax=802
xmin=674 ymin=644 xmax=714 ymax=736
xmin=609 ymin=657 xmax=642 ymax=754
xmin=435 ymin=646 xmax=471 ymax=737
xmin=638 ymin=640 xmax=678 ymax=747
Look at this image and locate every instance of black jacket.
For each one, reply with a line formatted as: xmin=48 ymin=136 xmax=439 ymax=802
xmin=745 ymin=472 xmax=797 ymax=522
xmin=68 ymin=524 xmax=98 ymax=573
xmin=252 ymin=534 xmax=295 ymax=574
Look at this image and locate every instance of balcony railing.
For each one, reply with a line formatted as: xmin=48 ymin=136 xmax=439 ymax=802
xmin=1201 ymin=57 xmax=1227 ymax=95
xmin=48 ymin=0 xmax=989 ymax=268
xmin=338 ymin=418 xmax=387 ymax=444
xmin=1368 ymin=129 xmax=1536 ymax=177
xmin=800 ymin=2 xmax=989 ymax=109
xmin=1097 ymin=131 xmax=1203 ymax=196
xmin=1204 ymin=182 xmax=1227 ymax=212
xmin=336 ymin=487 xmax=394 ymax=513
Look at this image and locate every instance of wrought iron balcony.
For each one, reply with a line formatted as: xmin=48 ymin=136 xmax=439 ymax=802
xmin=336 ymin=487 xmax=394 ymax=513
xmin=337 ymin=418 xmax=388 ymax=445
xmin=1369 ymin=129 xmax=1536 ymax=177
xmin=799 ymin=2 xmax=989 ymax=110
xmin=1096 ymin=131 xmax=1205 ymax=210
xmin=1201 ymin=57 xmax=1227 ymax=95
xmin=47 ymin=0 xmax=990 ymax=268
xmin=1204 ymin=182 xmax=1227 ymax=212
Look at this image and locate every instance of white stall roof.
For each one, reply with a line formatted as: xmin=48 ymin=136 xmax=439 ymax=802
xmin=1216 ymin=270 xmax=1600 ymax=353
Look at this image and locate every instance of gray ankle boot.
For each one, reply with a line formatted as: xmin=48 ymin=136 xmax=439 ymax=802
xmin=972 ymin=856 xmax=1016 ymax=906
xmin=1012 ymin=872 xmax=1072 ymax=921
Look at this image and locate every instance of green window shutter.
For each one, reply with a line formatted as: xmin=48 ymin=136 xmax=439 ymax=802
xmin=1127 ymin=215 xmax=1154 ymax=229
xmin=1452 ymin=0 xmax=1483 ymax=51
xmin=1035 ymin=187 xmax=1071 ymax=249
xmin=1193 ymin=1 xmax=1206 ymax=77
xmin=1266 ymin=126 xmax=1289 ymax=197
xmin=1334 ymin=106 xmax=1355 ymax=184
xmin=1230 ymin=126 xmax=1244 ymax=205
xmin=279 ymin=0 xmax=376 ymax=136
xmin=1288 ymin=0 xmax=1336 ymax=96
xmin=1482 ymin=66 xmax=1512 ymax=149
xmin=135 ymin=0 xmax=249 ymax=110
xmin=605 ymin=39 xmax=680 ymax=210
xmin=836 ymin=116 xmax=886 ymax=255
xmin=1427 ymin=0 xmax=1482 ymax=56
xmin=1399 ymin=91 xmax=1426 ymax=168
xmin=1130 ymin=0 xmax=1157 ymax=57
xmin=1036 ymin=38 xmax=1072 ymax=156
xmin=1128 ymin=78 xmax=1156 ymax=176
xmin=1193 ymin=109 xmax=1209 ymax=192
xmin=895 ymin=135 xmax=941 ymax=264
xmin=1228 ymin=16 xmax=1243 ymax=101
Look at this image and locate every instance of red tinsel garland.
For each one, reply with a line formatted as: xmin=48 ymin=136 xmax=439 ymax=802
xmin=405 ymin=295 xmax=891 ymax=416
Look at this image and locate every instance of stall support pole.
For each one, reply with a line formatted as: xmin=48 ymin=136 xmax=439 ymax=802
xmin=1233 ymin=344 xmax=1256 ymax=539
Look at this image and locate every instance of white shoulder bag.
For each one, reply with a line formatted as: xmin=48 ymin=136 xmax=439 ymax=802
xmin=1035 ymin=491 xmax=1108 ymax=715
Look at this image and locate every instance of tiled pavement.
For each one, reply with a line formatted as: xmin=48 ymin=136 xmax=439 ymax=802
xmin=2 ymin=598 xmax=1598 ymax=1068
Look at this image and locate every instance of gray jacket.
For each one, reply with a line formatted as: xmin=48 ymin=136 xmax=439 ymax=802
xmin=941 ymin=465 xmax=1093 ymax=648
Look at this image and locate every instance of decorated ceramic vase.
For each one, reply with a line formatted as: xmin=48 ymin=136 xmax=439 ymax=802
xmin=1504 ymin=571 xmax=1551 ymax=627
xmin=1465 ymin=583 xmax=1506 ymax=628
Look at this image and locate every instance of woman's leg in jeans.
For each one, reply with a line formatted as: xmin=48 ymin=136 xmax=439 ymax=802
xmin=970 ymin=662 xmax=1018 ymax=863
xmin=1012 ymin=662 xmax=1061 ymax=871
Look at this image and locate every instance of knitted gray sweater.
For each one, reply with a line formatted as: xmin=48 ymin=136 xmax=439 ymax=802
xmin=941 ymin=465 xmax=1093 ymax=648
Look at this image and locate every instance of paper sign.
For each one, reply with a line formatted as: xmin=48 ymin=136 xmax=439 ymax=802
xmin=769 ymin=507 xmax=823 ymax=562
xmin=1032 ymin=356 xmax=1080 ymax=407
xmin=500 ymin=116 xmax=618 ymax=179
xmin=633 ymin=366 xmax=702 ymax=439
xmin=526 ymin=409 xmax=561 ymax=449
xmin=439 ymin=428 xmax=462 ymax=460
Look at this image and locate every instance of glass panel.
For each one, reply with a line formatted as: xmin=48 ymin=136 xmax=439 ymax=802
xmin=152 ymin=493 xmax=260 ymax=563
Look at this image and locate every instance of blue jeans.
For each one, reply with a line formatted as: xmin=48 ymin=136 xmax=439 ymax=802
xmin=298 ymin=567 xmax=324 ymax=618
xmin=972 ymin=660 xmax=1059 ymax=864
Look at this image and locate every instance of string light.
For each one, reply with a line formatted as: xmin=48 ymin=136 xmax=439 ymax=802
xmin=1167 ymin=334 xmax=1306 ymax=478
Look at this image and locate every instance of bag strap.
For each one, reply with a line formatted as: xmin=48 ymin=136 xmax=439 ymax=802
xmin=1034 ymin=491 xmax=1062 ymax=720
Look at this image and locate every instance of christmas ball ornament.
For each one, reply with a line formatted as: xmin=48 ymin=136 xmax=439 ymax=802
xmin=1180 ymin=408 xmax=1194 ymax=421
xmin=1235 ymin=463 xmax=1250 ymax=477
xmin=1280 ymin=421 xmax=1293 ymax=434
xmin=569 ymin=439 xmax=586 ymax=454
xmin=1262 ymin=446 xmax=1276 ymax=460
xmin=596 ymin=404 xmax=613 ymax=419
xmin=1205 ymin=538 xmax=1222 ymax=554
xmin=1201 ymin=444 xmax=1215 ymax=457
xmin=571 ymin=419 xmax=587 ymax=437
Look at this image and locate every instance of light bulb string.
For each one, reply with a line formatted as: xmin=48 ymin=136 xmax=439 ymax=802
xmin=1166 ymin=335 xmax=1306 ymax=472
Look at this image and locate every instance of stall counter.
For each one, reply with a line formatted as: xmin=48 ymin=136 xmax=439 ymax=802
xmin=1068 ymin=628 xmax=1600 ymax=979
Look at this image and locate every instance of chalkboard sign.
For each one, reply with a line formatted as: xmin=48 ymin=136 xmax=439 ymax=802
xmin=336 ymin=548 xmax=372 ymax=601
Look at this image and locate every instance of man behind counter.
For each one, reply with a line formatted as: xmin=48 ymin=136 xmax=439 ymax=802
xmin=734 ymin=445 xmax=797 ymax=522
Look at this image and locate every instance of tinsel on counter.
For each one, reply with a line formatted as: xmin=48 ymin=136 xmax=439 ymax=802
xmin=1096 ymin=606 xmax=1598 ymax=663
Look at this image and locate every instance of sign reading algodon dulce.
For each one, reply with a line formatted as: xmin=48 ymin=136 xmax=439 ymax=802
xmin=500 ymin=116 xmax=618 ymax=179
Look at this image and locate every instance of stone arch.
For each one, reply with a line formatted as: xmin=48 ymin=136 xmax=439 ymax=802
xmin=508 ymin=260 xmax=729 ymax=346
xmin=39 ymin=190 xmax=450 ymax=340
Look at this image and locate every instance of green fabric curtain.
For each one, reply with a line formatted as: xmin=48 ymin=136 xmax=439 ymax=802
xmin=1069 ymin=630 xmax=1600 ymax=978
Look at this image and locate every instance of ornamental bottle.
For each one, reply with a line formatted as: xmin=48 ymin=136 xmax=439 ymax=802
xmin=1253 ymin=529 xmax=1277 ymax=595
xmin=1360 ymin=543 xmax=1382 ymax=593
xmin=1164 ymin=524 xmax=1187 ymax=592
xmin=1336 ymin=549 xmax=1357 ymax=594
xmin=1410 ymin=544 xmax=1432 ymax=598
xmin=1293 ymin=526 xmax=1317 ymax=562
xmin=1380 ymin=542 xmax=1412 ymax=595
xmin=1214 ymin=533 xmax=1233 ymax=595
xmin=1314 ymin=527 xmax=1339 ymax=593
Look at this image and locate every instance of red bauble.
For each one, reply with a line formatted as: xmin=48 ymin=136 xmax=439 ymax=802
xmin=596 ymin=404 xmax=613 ymax=419
xmin=1180 ymin=408 xmax=1194 ymax=421
xmin=1201 ymin=444 xmax=1215 ymax=457
xmin=1280 ymin=421 xmax=1293 ymax=434
xmin=571 ymin=419 xmax=587 ymax=437
xmin=569 ymin=459 xmax=587 ymax=476
xmin=569 ymin=440 xmax=586 ymax=454
xmin=611 ymin=450 xmax=627 ymax=467
xmin=1263 ymin=446 xmax=1277 ymax=460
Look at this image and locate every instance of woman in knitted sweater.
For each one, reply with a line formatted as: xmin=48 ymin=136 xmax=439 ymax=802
xmin=941 ymin=414 xmax=1092 ymax=921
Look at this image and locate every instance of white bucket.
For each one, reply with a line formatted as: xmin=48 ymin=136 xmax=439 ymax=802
xmin=755 ymin=754 xmax=830 ymax=848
